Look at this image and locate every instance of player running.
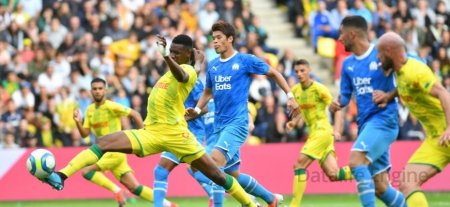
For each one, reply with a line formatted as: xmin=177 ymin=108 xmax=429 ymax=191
xmin=287 ymin=59 xmax=352 ymax=207
xmin=38 ymin=34 xmax=259 ymax=207
xmin=73 ymin=77 xmax=177 ymax=207
xmin=329 ymin=16 xmax=405 ymax=207
xmin=186 ymin=20 xmax=299 ymax=207
xmin=376 ymin=32 xmax=450 ymax=207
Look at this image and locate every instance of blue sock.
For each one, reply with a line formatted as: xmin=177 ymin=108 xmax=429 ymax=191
xmin=153 ymin=164 xmax=169 ymax=207
xmin=188 ymin=168 xmax=213 ymax=198
xmin=237 ymin=173 xmax=274 ymax=204
xmin=193 ymin=169 xmax=224 ymax=207
xmin=379 ymin=185 xmax=406 ymax=207
xmin=351 ymin=165 xmax=375 ymax=207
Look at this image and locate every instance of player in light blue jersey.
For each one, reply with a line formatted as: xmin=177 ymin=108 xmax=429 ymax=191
xmin=186 ymin=20 xmax=299 ymax=207
xmin=329 ymin=16 xmax=405 ymax=207
xmin=152 ymin=51 xmax=213 ymax=207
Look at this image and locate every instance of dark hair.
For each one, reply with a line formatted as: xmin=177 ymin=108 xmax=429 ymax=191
xmin=91 ymin=77 xmax=106 ymax=86
xmin=211 ymin=20 xmax=236 ymax=44
xmin=341 ymin=15 xmax=368 ymax=36
xmin=172 ymin=34 xmax=193 ymax=48
xmin=294 ymin=59 xmax=310 ymax=66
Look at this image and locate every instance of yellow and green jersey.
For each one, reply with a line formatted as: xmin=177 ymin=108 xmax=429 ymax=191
xmin=144 ymin=64 xmax=197 ymax=127
xmin=83 ymin=100 xmax=131 ymax=137
xmin=292 ymin=81 xmax=333 ymax=131
xmin=396 ymin=58 xmax=446 ymax=139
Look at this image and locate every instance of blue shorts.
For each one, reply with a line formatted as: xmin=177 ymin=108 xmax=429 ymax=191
xmin=352 ymin=119 xmax=399 ymax=176
xmin=204 ymin=133 xmax=241 ymax=173
xmin=214 ymin=125 xmax=247 ymax=160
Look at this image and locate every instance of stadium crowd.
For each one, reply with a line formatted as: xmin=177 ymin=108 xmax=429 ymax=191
xmin=0 ymin=0 xmax=449 ymax=149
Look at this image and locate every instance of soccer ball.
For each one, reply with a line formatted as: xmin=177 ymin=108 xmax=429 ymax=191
xmin=26 ymin=149 xmax=56 ymax=179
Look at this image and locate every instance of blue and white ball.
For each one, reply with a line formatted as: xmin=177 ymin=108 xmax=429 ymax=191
xmin=26 ymin=149 xmax=56 ymax=179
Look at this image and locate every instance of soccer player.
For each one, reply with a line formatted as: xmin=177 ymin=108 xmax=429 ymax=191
xmin=152 ymin=61 xmax=214 ymax=206
xmin=186 ymin=20 xmax=299 ymax=207
xmin=73 ymin=77 xmax=176 ymax=207
xmin=329 ymin=16 xmax=405 ymax=207
xmin=40 ymin=34 xmax=259 ymax=207
xmin=376 ymin=32 xmax=450 ymax=207
xmin=287 ymin=59 xmax=352 ymax=207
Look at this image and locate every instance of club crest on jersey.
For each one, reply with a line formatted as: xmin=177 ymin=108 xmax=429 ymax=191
xmin=369 ymin=61 xmax=378 ymax=71
xmin=232 ymin=63 xmax=240 ymax=71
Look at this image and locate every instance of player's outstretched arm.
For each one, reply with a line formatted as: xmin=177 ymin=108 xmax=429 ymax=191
xmin=429 ymin=83 xmax=450 ymax=147
xmin=373 ymin=89 xmax=398 ymax=107
xmin=187 ymin=88 xmax=213 ymax=116
xmin=185 ymin=104 xmax=208 ymax=121
xmin=73 ymin=108 xmax=90 ymax=137
xmin=193 ymin=48 xmax=205 ymax=73
xmin=156 ymin=35 xmax=190 ymax=83
xmin=128 ymin=109 xmax=144 ymax=128
xmin=266 ymin=68 xmax=300 ymax=117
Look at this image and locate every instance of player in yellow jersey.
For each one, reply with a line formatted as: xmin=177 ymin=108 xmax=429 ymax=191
xmin=376 ymin=32 xmax=450 ymax=207
xmin=39 ymin=34 xmax=258 ymax=207
xmin=287 ymin=59 xmax=352 ymax=207
xmin=73 ymin=77 xmax=177 ymax=207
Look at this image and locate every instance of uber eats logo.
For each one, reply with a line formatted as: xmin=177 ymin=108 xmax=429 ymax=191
xmin=215 ymin=75 xmax=232 ymax=90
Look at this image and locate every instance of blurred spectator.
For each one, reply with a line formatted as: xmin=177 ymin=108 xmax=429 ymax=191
xmin=45 ymin=17 xmax=68 ymax=49
xmin=54 ymin=87 xmax=78 ymax=146
xmin=2 ymin=131 xmax=19 ymax=149
xmin=411 ymin=0 xmax=436 ymax=29
xmin=309 ymin=0 xmax=337 ymax=52
xmin=1 ymin=99 xmax=22 ymax=135
xmin=392 ymin=0 xmax=413 ymax=28
xmin=38 ymin=64 xmax=63 ymax=95
xmin=11 ymin=81 xmax=34 ymax=110
xmin=350 ymin=0 xmax=372 ymax=27
xmin=198 ymin=1 xmax=219 ymax=33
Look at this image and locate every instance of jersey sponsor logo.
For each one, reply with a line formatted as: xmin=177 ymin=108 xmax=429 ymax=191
xmin=214 ymin=75 xmax=232 ymax=90
xmin=155 ymin=82 xmax=170 ymax=89
xmin=232 ymin=63 xmax=240 ymax=71
xmin=92 ymin=121 xmax=108 ymax=129
xmin=360 ymin=141 xmax=368 ymax=150
xmin=353 ymin=77 xmax=373 ymax=95
xmin=212 ymin=65 xmax=218 ymax=71
xmin=299 ymin=103 xmax=316 ymax=110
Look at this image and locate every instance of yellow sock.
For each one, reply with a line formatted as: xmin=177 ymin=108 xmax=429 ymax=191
xmin=336 ymin=166 xmax=353 ymax=181
xmin=60 ymin=145 xmax=103 ymax=177
xmin=83 ymin=171 xmax=120 ymax=193
xmin=290 ymin=168 xmax=307 ymax=207
xmin=406 ymin=190 xmax=428 ymax=207
xmin=223 ymin=175 xmax=256 ymax=207
xmin=132 ymin=185 xmax=154 ymax=202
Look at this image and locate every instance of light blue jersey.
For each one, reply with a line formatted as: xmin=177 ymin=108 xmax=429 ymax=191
xmin=204 ymin=99 xmax=216 ymax=148
xmin=185 ymin=79 xmax=205 ymax=141
xmin=340 ymin=44 xmax=398 ymax=126
xmin=340 ymin=44 xmax=399 ymax=175
xmin=206 ymin=51 xmax=268 ymax=165
xmin=206 ymin=52 xmax=269 ymax=132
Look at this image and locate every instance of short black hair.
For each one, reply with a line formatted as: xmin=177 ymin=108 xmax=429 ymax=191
xmin=341 ymin=15 xmax=368 ymax=35
xmin=172 ymin=34 xmax=193 ymax=48
xmin=91 ymin=77 xmax=106 ymax=86
xmin=294 ymin=59 xmax=310 ymax=66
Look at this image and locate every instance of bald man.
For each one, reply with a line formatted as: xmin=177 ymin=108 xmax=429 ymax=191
xmin=376 ymin=32 xmax=450 ymax=207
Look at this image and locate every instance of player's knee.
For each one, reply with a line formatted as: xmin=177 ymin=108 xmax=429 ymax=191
xmin=399 ymin=180 xmax=416 ymax=195
xmin=348 ymin=152 xmax=368 ymax=167
xmin=294 ymin=156 xmax=310 ymax=169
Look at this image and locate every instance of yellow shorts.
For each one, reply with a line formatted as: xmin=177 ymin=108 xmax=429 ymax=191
xmin=124 ymin=123 xmax=205 ymax=164
xmin=96 ymin=152 xmax=132 ymax=180
xmin=301 ymin=129 xmax=335 ymax=165
xmin=408 ymin=138 xmax=450 ymax=171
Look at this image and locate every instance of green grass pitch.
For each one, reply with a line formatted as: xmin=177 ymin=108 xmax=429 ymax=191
xmin=1 ymin=192 xmax=449 ymax=207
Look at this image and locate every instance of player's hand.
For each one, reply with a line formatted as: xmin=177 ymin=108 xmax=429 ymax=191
xmin=438 ymin=128 xmax=450 ymax=147
xmin=156 ymin=35 xmax=170 ymax=57
xmin=373 ymin=90 xmax=388 ymax=108
xmin=193 ymin=48 xmax=205 ymax=64
xmin=185 ymin=107 xmax=200 ymax=120
xmin=73 ymin=109 xmax=82 ymax=123
xmin=287 ymin=98 xmax=300 ymax=118
xmin=329 ymin=96 xmax=342 ymax=113
xmin=333 ymin=131 xmax=342 ymax=141
xmin=286 ymin=121 xmax=296 ymax=132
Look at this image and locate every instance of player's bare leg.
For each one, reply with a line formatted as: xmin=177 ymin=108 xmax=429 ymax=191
xmin=400 ymin=164 xmax=438 ymax=207
xmin=290 ymin=153 xmax=313 ymax=207
xmin=321 ymin=153 xmax=352 ymax=181
xmin=190 ymin=153 xmax=257 ymax=207
xmin=41 ymin=131 xmax=133 ymax=190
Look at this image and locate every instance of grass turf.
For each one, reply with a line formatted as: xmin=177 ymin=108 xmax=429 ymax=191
xmin=1 ymin=192 xmax=449 ymax=207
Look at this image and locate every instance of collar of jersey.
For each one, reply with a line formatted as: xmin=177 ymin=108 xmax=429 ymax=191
xmin=355 ymin=44 xmax=374 ymax=60
xmin=219 ymin=51 xmax=238 ymax=62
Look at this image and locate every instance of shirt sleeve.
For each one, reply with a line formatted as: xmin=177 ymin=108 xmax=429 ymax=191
xmin=111 ymin=102 xmax=132 ymax=117
xmin=246 ymin=54 xmax=270 ymax=75
xmin=414 ymin=63 xmax=437 ymax=94
xmin=339 ymin=60 xmax=353 ymax=107
xmin=319 ymin=85 xmax=333 ymax=106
